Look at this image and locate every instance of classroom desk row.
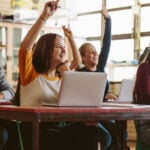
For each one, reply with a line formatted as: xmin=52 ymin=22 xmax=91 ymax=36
xmin=0 ymin=105 xmax=150 ymax=150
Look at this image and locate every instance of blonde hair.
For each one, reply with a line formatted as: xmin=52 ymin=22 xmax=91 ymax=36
xmin=79 ymin=43 xmax=94 ymax=56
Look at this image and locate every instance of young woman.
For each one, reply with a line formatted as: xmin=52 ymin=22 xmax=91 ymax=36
xmin=19 ymin=2 xmax=81 ymax=106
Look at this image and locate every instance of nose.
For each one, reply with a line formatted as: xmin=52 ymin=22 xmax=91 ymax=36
xmin=94 ymin=52 xmax=97 ymax=56
xmin=61 ymin=46 xmax=66 ymax=53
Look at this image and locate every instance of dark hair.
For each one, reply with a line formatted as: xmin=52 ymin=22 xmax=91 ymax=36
xmin=32 ymin=33 xmax=57 ymax=73
xmin=138 ymin=47 xmax=150 ymax=64
xmin=144 ymin=49 xmax=150 ymax=63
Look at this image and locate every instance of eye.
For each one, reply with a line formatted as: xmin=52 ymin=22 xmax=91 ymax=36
xmin=55 ymin=44 xmax=65 ymax=49
xmin=55 ymin=44 xmax=61 ymax=48
xmin=93 ymin=51 xmax=97 ymax=55
xmin=89 ymin=51 xmax=93 ymax=54
xmin=89 ymin=51 xmax=95 ymax=54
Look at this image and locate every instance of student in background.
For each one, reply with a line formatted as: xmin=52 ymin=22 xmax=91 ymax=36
xmin=11 ymin=1 xmax=100 ymax=150
xmin=77 ymin=6 xmax=112 ymax=150
xmin=133 ymin=48 xmax=150 ymax=147
xmin=0 ymin=67 xmax=14 ymax=149
xmin=0 ymin=67 xmax=14 ymax=100
xmin=77 ymin=6 xmax=129 ymax=150
xmin=77 ymin=7 xmax=116 ymax=101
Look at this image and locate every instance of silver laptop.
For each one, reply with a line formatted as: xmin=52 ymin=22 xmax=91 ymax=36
xmin=50 ymin=71 xmax=107 ymax=107
xmin=102 ymin=79 xmax=136 ymax=107
xmin=117 ymin=79 xmax=135 ymax=103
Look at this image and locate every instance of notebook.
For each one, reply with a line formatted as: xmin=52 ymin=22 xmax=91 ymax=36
xmin=102 ymin=79 xmax=136 ymax=107
xmin=43 ymin=71 xmax=107 ymax=107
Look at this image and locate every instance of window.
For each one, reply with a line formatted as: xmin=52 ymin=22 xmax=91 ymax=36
xmin=109 ymin=39 xmax=134 ymax=62
xmin=141 ymin=37 xmax=150 ymax=52
xmin=71 ymin=14 xmax=101 ymax=38
xmin=106 ymin=0 xmax=133 ymax=8
xmin=65 ymin=0 xmax=101 ymax=13
xmin=110 ymin=10 xmax=133 ymax=34
xmin=141 ymin=7 xmax=150 ymax=32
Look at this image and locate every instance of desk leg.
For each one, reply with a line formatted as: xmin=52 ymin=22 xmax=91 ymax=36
xmin=33 ymin=120 xmax=39 ymax=150
xmin=115 ymin=120 xmax=127 ymax=150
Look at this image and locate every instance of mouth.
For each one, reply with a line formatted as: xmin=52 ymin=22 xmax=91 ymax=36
xmin=59 ymin=53 xmax=64 ymax=56
xmin=59 ymin=53 xmax=66 ymax=58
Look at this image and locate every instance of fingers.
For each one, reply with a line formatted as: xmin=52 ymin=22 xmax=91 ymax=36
xmin=105 ymin=93 xmax=117 ymax=100
xmin=62 ymin=25 xmax=71 ymax=33
xmin=46 ymin=0 xmax=59 ymax=10
xmin=58 ymin=61 xmax=71 ymax=72
xmin=56 ymin=0 xmax=59 ymax=2
xmin=56 ymin=0 xmax=60 ymax=8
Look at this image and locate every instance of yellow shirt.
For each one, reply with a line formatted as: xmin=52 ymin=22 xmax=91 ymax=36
xmin=19 ymin=49 xmax=61 ymax=106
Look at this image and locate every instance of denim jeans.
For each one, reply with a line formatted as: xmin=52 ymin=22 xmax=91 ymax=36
xmin=100 ymin=120 xmax=128 ymax=150
xmin=97 ymin=122 xmax=111 ymax=150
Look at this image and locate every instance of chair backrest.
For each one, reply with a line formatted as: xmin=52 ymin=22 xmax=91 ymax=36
xmin=12 ymin=76 xmax=20 ymax=106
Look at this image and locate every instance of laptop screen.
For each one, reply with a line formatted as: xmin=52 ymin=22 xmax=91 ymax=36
xmin=58 ymin=71 xmax=107 ymax=107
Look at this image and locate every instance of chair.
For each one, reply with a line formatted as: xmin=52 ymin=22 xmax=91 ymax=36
xmin=134 ymin=121 xmax=150 ymax=150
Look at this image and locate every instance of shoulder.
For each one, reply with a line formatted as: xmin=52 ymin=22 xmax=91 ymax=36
xmin=138 ymin=63 xmax=150 ymax=72
xmin=137 ymin=63 xmax=150 ymax=78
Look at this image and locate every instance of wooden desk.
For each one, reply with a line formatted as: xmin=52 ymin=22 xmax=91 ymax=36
xmin=0 ymin=105 xmax=150 ymax=150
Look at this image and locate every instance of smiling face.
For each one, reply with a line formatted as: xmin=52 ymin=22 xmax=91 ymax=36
xmin=51 ymin=35 xmax=67 ymax=67
xmin=81 ymin=43 xmax=98 ymax=67
xmin=32 ymin=34 xmax=67 ymax=74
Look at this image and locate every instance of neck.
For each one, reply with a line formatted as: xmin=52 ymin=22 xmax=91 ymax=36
xmin=85 ymin=64 xmax=97 ymax=71
xmin=47 ymin=68 xmax=57 ymax=77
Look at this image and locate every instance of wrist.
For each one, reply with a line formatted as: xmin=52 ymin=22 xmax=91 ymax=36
xmin=39 ymin=16 xmax=46 ymax=22
xmin=105 ymin=15 xmax=111 ymax=20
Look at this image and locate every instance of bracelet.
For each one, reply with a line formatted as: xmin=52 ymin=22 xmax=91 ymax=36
xmin=39 ymin=16 xmax=45 ymax=22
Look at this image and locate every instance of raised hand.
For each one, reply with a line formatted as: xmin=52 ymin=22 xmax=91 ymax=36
xmin=101 ymin=6 xmax=110 ymax=19
xmin=40 ymin=0 xmax=60 ymax=20
xmin=62 ymin=25 xmax=73 ymax=39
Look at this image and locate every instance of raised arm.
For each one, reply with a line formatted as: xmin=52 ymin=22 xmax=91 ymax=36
xmin=97 ymin=6 xmax=111 ymax=72
xmin=62 ymin=26 xmax=81 ymax=70
xmin=20 ymin=0 xmax=59 ymax=52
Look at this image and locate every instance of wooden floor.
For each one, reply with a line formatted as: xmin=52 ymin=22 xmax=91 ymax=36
xmin=127 ymin=120 xmax=136 ymax=150
xmin=127 ymin=141 xmax=136 ymax=150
